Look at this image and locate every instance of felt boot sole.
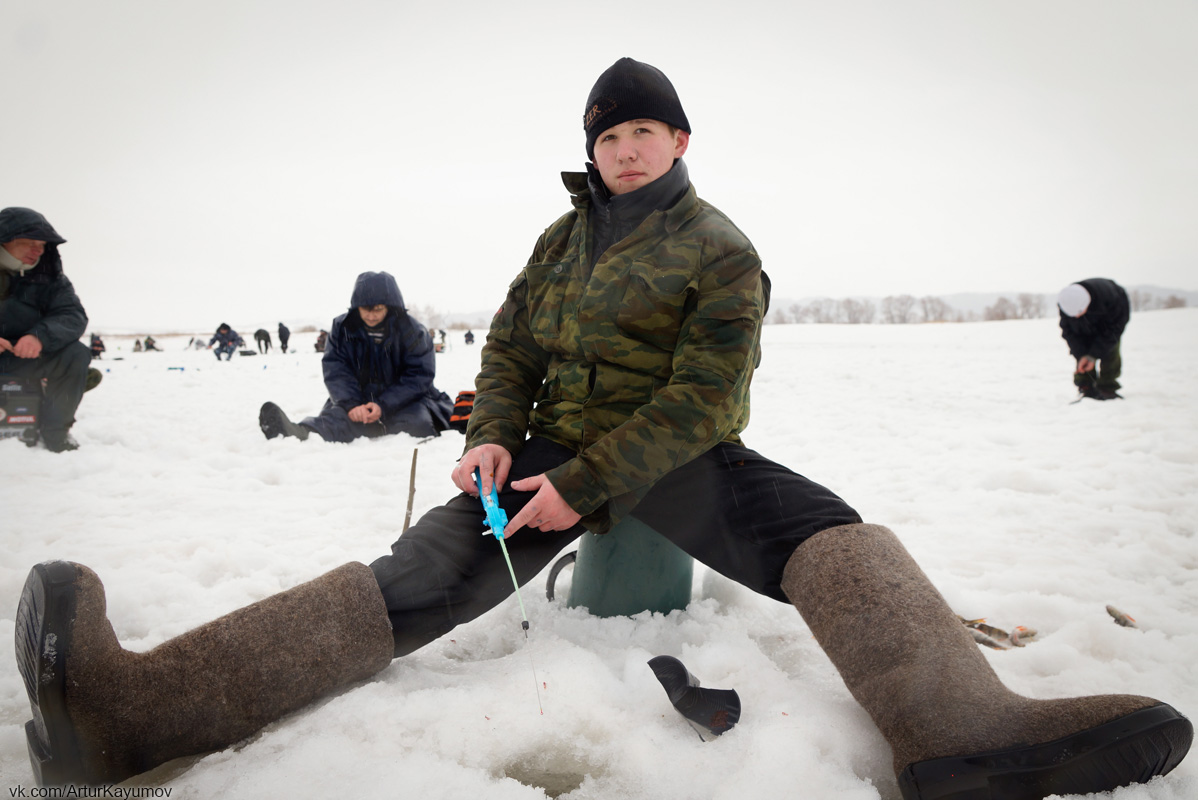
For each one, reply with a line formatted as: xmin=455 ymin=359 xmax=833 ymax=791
xmin=17 ymin=560 xmax=88 ymax=787
xmin=898 ymin=703 xmax=1192 ymax=799
xmin=259 ymin=402 xmax=309 ymax=440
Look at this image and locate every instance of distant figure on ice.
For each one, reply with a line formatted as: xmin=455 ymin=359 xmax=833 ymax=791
xmin=254 ymin=328 xmax=272 ymax=354
xmin=463 ymin=330 xmax=475 ymax=345
xmin=1057 ymin=279 xmax=1129 ymax=401
xmin=259 ymin=271 xmax=453 ymax=442
xmin=143 ymin=335 xmax=160 ymax=352
xmin=12 ymin=60 xmax=1191 ymax=798
xmin=207 ymin=323 xmax=239 ymax=361
xmin=0 ymin=206 xmax=93 ymax=452
xmin=89 ymin=333 xmax=105 ymax=359
xmin=313 ymin=329 xmax=328 ymax=352
xmin=277 ymin=322 xmax=291 ymax=354
xmin=132 ymin=339 xmax=143 ymax=352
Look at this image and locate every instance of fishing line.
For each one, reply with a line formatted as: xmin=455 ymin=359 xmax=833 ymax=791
xmin=474 ymin=468 xmax=544 ymax=715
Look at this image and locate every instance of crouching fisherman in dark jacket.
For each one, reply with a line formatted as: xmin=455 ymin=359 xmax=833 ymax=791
xmin=260 ymin=271 xmax=453 ymax=442
xmin=1057 ymin=278 xmax=1130 ymax=401
xmin=0 ymin=207 xmax=92 ymax=452
xmin=207 ymin=323 xmax=239 ymax=361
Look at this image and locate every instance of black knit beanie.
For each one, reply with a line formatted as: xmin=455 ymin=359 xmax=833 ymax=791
xmin=583 ymin=58 xmax=690 ymax=161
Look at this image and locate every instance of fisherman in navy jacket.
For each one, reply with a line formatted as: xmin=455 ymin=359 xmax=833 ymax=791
xmin=259 ymin=271 xmax=453 ymax=442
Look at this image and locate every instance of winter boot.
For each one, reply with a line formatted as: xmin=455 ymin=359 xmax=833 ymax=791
xmin=84 ymin=368 xmax=103 ymax=393
xmin=42 ymin=432 xmax=80 ymax=452
xmin=781 ymin=523 xmax=1191 ymax=799
xmin=259 ymin=401 xmax=311 ymax=440
xmin=16 ymin=560 xmax=394 ymax=787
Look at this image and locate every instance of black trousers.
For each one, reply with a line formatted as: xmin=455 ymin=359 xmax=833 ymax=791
xmin=370 ymin=437 xmax=860 ymax=657
xmin=1074 ymin=339 xmax=1123 ymax=391
xmin=0 ymin=340 xmax=91 ymax=437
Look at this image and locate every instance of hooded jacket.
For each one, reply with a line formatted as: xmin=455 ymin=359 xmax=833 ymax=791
xmin=322 ymin=271 xmax=450 ymax=423
xmin=0 ymin=207 xmax=88 ymax=356
xmin=1059 ymin=278 xmax=1129 ymax=360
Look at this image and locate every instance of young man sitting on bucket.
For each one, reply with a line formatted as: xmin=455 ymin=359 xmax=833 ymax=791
xmin=15 ymin=58 xmax=1191 ymax=798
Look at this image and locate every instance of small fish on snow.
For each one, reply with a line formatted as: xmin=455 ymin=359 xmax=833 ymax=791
xmin=1106 ymin=605 xmax=1138 ymax=629
xmin=1010 ymin=626 xmax=1037 ymax=647
xmin=968 ymin=621 xmax=1010 ymax=642
xmin=968 ymin=627 xmax=1009 ymax=650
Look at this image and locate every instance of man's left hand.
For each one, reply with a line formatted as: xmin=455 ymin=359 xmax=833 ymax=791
xmin=12 ymin=335 xmax=43 ymax=359
xmin=505 ymin=474 xmax=582 ymax=538
xmin=1077 ymin=355 xmax=1096 ymax=373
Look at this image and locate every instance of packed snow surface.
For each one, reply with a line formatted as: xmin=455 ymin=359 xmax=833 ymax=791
xmin=3 ymin=311 xmax=1196 ymax=798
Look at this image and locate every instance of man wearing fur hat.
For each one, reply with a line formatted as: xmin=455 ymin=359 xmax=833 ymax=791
xmin=0 ymin=207 xmax=91 ymax=452
xmin=1057 ymin=278 xmax=1129 ymax=401
xmin=15 ymin=60 xmax=1190 ymax=797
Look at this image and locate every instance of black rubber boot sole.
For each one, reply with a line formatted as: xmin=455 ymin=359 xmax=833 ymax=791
xmin=897 ymin=703 xmax=1193 ymax=799
xmin=259 ymin=402 xmax=309 ymax=440
xmin=648 ymin=655 xmax=741 ymax=740
xmin=16 ymin=560 xmax=89 ymax=787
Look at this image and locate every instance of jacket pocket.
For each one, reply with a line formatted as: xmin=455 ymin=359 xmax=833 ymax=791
xmin=525 ymin=261 xmax=570 ymax=342
xmin=533 ymin=366 xmax=561 ymax=405
xmin=617 ymin=261 xmax=693 ymax=351
xmin=490 ymin=271 xmax=530 ymax=343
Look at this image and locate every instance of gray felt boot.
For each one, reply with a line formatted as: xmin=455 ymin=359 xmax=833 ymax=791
xmin=16 ymin=560 xmax=394 ymax=787
xmin=781 ymin=523 xmax=1192 ymax=799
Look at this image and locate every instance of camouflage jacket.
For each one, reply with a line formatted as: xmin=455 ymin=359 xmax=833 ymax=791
xmin=466 ymin=171 xmax=769 ymax=533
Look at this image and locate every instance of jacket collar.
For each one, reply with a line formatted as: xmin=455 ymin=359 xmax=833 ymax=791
xmin=0 ymin=247 xmax=29 ymax=274
xmin=561 ymin=159 xmax=698 ymax=229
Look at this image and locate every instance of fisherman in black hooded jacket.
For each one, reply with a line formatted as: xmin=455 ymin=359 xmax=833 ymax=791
xmin=0 ymin=207 xmax=91 ymax=452
xmin=259 ymin=271 xmax=453 ymax=442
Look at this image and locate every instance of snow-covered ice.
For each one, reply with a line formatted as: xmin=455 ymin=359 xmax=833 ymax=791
xmin=2 ymin=310 xmax=1196 ymax=799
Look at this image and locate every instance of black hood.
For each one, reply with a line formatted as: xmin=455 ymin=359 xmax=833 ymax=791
xmin=0 ymin=207 xmax=66 ymax=245
xmin=0 ymin=207 xmax=66 ymax=279
xmin=349 ymin=271 xmax=406 ymax=314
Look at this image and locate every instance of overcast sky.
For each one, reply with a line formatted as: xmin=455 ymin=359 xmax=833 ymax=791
xmin=5 ymin=0 xmax=1196 ymax=332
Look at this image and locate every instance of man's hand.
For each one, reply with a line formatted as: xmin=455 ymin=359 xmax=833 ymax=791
xmin=453 ymin=443 xmax=512 ymax=498
xmin=0 ymin=337 xmax=12 ymax=354
xmin=1076 ymin=355 xmax=1096 ymax=373
xmin=504 ymin=474 xmax=582 ymax=538
xmin=11 ymin=335 xmax=43 ymax=359
xmin=348 ymin=402 xmax=382 ymax=424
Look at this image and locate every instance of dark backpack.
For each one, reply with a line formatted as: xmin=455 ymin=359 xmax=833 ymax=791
xmin=448 ymin=390 xmax=475 ymax=433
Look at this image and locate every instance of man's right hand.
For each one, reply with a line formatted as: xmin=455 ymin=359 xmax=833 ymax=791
xmin=1077 ymin=355 xmax=1097 ymax=373
xmin=12 ymin=334 xmax=42 ymax=359
xmin=0 ymin=337 xmax=12 ymax=354
xmin=453 ymin=444 xmax=512 ymax=498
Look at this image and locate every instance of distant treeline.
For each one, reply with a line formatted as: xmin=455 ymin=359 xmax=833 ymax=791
xmin=407 ymin=306 xmax=492 ymax=331
xmin=766 ymin=290 xmax=1188 ymax=325
xmin=377 ymin=293 xmax=1192 ymax=331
